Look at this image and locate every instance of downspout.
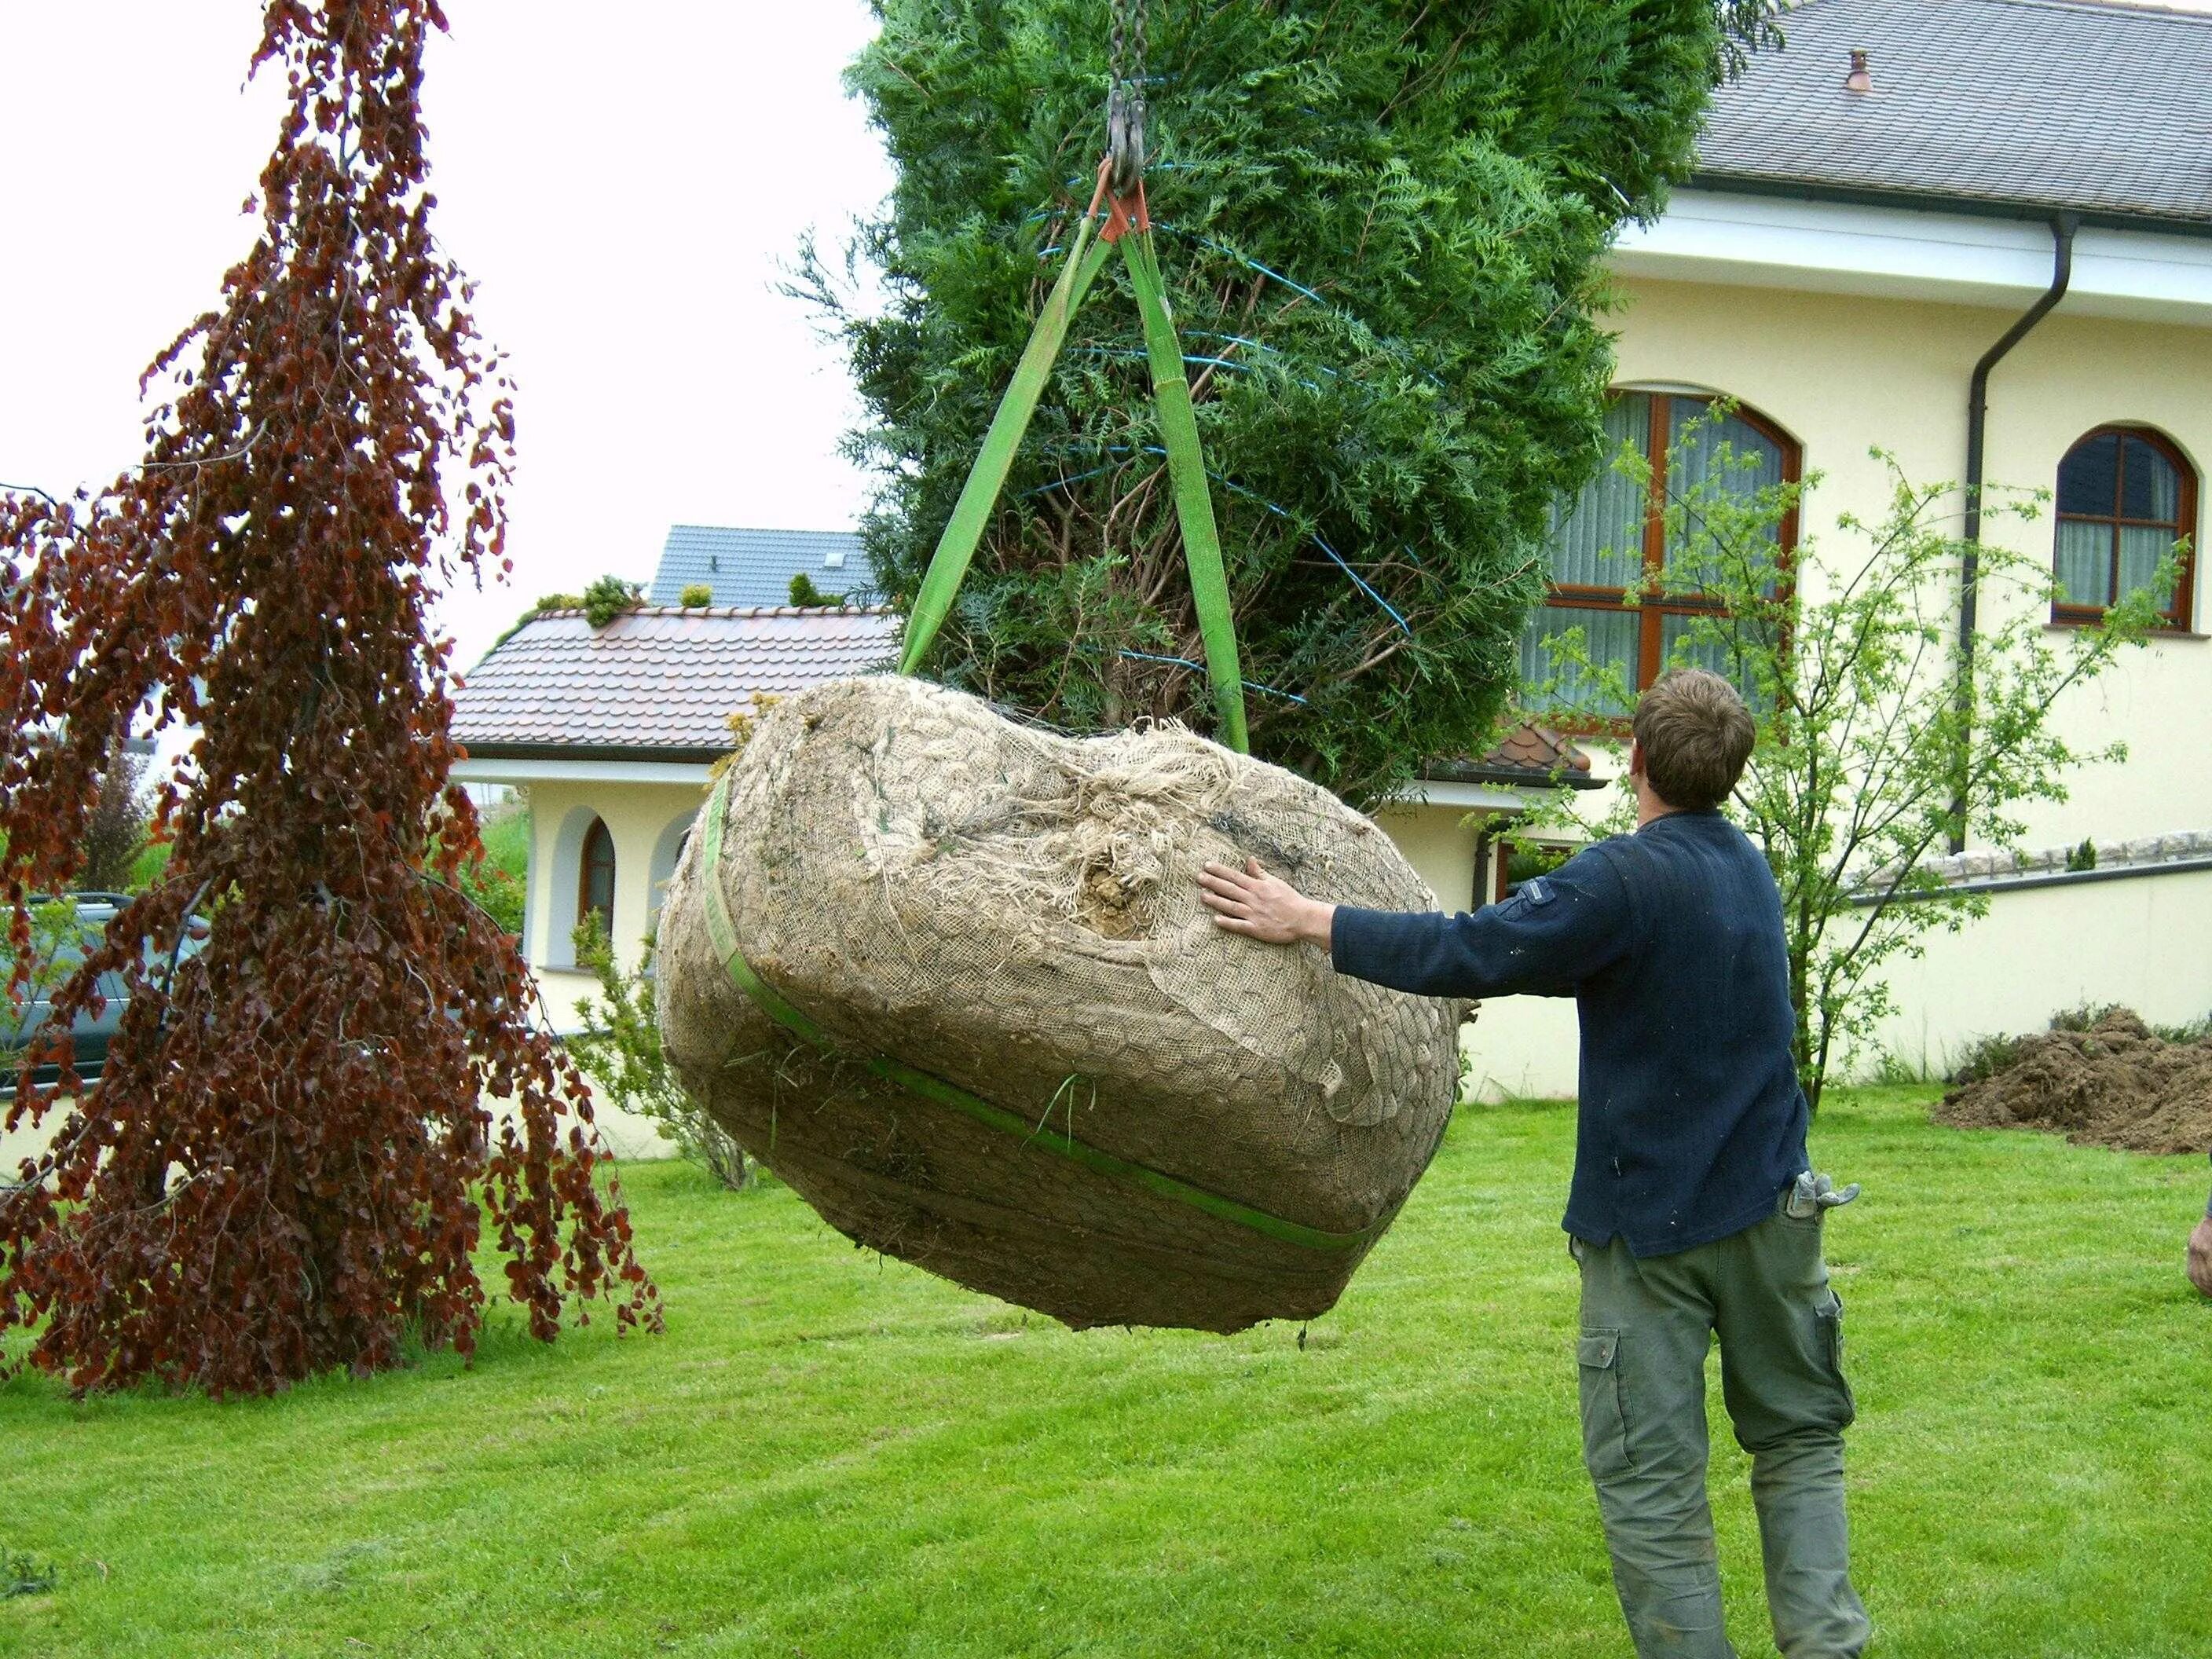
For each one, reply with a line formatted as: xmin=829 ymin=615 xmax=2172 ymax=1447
xmin=1950 ymin=211 xmax=2079 ymax=851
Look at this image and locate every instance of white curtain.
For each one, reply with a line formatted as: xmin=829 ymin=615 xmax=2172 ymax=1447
xmin=1665 ymin=401 xmax=1783 ymax=589
xmin=1546 ymin=395 xmax=1651 ymax=590
xmin=2056 ymin=436 xmax=2185 ymax=609
xmin=1521 ymin=605 xmax=1639 ymax=716
xmin=2054 ymin=520 xmax=2113 ymax=607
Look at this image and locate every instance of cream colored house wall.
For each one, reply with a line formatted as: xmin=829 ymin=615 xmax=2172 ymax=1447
xmin=521 ymin=777 xmax=706 ymax=1024
xmin=1877 ymin=868 xmax=2212 ymax=1079
xmin=1448 ymin=273 xmax=2212 ymax=1098
xmin=1371 ymin=802 xmax=1478 ymax=913
xmin=509 ymin=776 xmax=707 ymax=1159
xmin=1609 ymin=276 xmax=2212 ymax=848
xmin=1372 ymin=800 xmax=1586 ymax=1102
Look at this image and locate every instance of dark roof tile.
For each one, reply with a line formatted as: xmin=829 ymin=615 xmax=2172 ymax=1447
xmin=1426 ymin=724 xmax=1599 ymax=789
xmin=646 ymin=526 xmax=872 ymax=609
xmin=1697 ymin=0 xmax=2212 ymax=225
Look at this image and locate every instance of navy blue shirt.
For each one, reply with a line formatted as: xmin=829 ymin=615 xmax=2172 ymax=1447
xmin=1331 ymin=811 xmax=1810 ymax=1257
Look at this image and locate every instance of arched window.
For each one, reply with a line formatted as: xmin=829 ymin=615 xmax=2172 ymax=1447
xmin=2053 ymin=427 xmax=2196 ymax=629
xmin=1519 ymin=390 xmax=1798 ymax=715
xmin=648 ymin=811 xmax=698 ymax=929
xmin=577 ymin=818 xmax=616 ymax=939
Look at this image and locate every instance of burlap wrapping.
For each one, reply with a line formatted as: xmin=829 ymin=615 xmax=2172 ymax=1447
xmin=654 ymin=676 xmax=1466 ymax=1331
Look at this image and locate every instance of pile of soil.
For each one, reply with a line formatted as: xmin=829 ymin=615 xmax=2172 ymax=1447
xmin=1936 ymin=1009 xmax=2212 ymax=1155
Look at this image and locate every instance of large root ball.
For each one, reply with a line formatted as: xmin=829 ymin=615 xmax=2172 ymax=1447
xmin=655 ymin=676 xmax=1463 ymax=1331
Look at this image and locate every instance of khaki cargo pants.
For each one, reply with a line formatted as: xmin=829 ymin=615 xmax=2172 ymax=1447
xmin=1570 ymin=1200 xmax=1870 ymax=1658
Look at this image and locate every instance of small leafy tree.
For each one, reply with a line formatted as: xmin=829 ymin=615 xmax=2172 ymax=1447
xmin=0 ymin=0 xmax=656 ymax=1394
xmin=1529 ymin=414 xmax=2170 ymax=1109
xmin=570 ymin=918 xmax=751 ymax=1190
xmin=809 ymin=0 xmax=1777 ymax=803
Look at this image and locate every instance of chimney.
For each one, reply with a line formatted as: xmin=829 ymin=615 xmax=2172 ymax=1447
xmin=1844 ymin=48 xmax=1873 ymax=94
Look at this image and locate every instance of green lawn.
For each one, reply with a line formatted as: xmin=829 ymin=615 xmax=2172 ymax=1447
xmin=3 ymin=1090 xmax=2208 ymax=1658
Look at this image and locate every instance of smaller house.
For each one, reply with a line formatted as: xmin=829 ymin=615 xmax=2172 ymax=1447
xmin=453 ymin=526 xmax=895 ymax=1028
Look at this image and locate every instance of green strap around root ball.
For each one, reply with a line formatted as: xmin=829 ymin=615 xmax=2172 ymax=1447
xmin=696 ymin=771 xmax=1374 ymax=1254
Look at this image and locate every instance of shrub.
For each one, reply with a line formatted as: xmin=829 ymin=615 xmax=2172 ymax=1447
xmin=581 ymin=574 xmax=643 ymax=629
xmin=570 ymin=917 xmax=752 ymax=1191
xmin=679 ymin=582 xmax=715 ymax=608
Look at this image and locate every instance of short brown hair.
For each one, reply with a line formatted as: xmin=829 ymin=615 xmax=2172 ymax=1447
xmin=1632 ymin=668 xmax=1756 ymax=811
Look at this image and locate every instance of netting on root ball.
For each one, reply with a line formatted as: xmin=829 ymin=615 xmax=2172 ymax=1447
xmin=655 ymin=675 xmax=1467 ymax=1331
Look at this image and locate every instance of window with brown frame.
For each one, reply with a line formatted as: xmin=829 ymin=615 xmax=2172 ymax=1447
xmin=2052 ymin=426 xmax=2197 ymax=630
xmin=1519 ymin=390 xmax=1800 ymax=716
xmin=578 ymin=818 xmax=616 ymax=937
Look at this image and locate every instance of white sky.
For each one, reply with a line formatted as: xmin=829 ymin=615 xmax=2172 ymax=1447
xmin=7 ymin=2 xmax=2209 ymax=682
xmin=0 ymin=2 xmax=894 ymax=678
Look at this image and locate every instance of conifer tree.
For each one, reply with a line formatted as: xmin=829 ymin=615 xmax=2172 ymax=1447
xmin=815 ymin=0 xmax=1774 ymax=800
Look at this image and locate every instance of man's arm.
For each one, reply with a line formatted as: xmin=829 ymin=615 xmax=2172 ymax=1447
xmin=1199 ymin=846 xmax=1634 ymax=1000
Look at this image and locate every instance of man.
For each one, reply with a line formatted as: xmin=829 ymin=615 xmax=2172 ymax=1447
xmin=2190 ymin=1170 xmax=2212 ymax=1298
xmin=1199 ymin=668 xmax=1870 ymax=1659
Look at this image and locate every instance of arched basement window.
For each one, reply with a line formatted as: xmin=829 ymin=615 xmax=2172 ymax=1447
xmin=577 ymin=818 xmax=616 ymax=939
xmin=2053 ymin=427 xmax=2197 ymax=630
xmin=1518 ymin=390 xmax=1798 ymax=716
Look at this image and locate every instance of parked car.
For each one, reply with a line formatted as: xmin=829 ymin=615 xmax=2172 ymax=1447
xmin=1 ymin=893 xmax=207 ymax=1097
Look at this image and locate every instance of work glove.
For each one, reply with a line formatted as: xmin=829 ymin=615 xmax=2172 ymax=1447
xmin=1783 ymin=1170 xmax=1860 ymax=1220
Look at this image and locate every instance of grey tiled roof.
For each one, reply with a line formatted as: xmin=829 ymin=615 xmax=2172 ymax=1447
xmin=1697 ymin=0 xmax=2212 ymax=225
xmin=646 ymin=526 xmax=873 ymax=609
xmin=454 ymin=606 xmax=900 ymax=757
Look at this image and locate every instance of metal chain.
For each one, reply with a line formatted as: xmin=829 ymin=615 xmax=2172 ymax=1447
xmin=1107 ymin=0 xmax=1147 ymax=193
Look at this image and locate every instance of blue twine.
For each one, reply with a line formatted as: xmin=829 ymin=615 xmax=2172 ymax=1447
xmin=1071 ymin=345 xmax=1254 ymax=376
xmin=1311 ymin=534 xmax=1412 ymax=635
xmin=1112 ymin=647 xmax=1309 ymax=705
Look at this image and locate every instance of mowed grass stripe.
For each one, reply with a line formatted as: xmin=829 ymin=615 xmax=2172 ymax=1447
xmin=2 ymin=1089 xmax=2208 ymax=1657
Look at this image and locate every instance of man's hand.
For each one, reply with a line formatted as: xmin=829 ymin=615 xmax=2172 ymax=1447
xmin=1198 ymin=859 xmax=1335 ymax=949
xmin=2188 ymin=1214 xmax=2212 ymax=1299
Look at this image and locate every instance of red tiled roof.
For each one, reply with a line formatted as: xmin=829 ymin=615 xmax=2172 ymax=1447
xmin=1427 ymin=723 xmax=1599 ymax=788
xmin=453 ymin=606 xmax=900 ymax=758
xmin=1481 ymin=723 xmax=1593 ymax=779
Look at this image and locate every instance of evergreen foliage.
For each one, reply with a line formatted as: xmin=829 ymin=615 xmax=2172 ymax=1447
xmin=811 ymin=0 xmax=1766 ymax=801
xmin=580 ymin=573 xmax=643 ymax=628
xmin=78 ymin=740 xmax=152 ymax=893
xmin=788 ymin=572 xmax=844 ymax=608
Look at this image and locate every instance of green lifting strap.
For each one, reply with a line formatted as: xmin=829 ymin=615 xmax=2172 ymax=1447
xmin=895 ymin=181 xmax=1251 ymax=754
xmin=1119 ymin=226 xmax=1248 ymax=752
xmin=696 ymin=771 xmax=1379 ymax=1254
xmin=897 ymin=222 xmax=1115 ymax=680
